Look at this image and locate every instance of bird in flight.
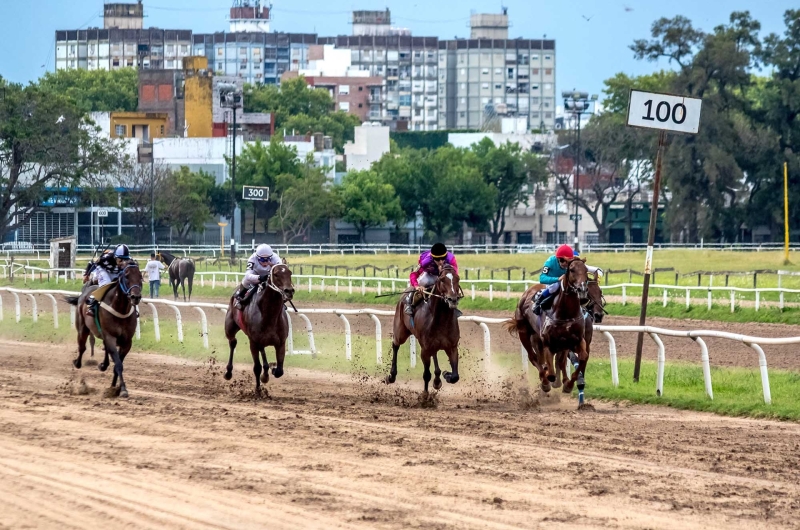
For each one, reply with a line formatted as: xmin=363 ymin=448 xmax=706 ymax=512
xmin=581 ymin=15 xmax=594 ymax=21
xmin=624 ymin=5 xmax=634 ymax=11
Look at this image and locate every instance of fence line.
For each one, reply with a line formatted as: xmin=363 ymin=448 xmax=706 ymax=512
xmin=0 ymin=287 xmax=792 ymax=405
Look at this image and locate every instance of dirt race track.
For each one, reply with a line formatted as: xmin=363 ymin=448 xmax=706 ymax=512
xmin=1 ymin=340 xmax=799 ymax=529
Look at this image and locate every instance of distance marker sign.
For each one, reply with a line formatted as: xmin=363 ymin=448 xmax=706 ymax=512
xmin=626 ymin=90 xmax=702 ymax=134
xmin=242 ymin=185 xmax=269 ymax=201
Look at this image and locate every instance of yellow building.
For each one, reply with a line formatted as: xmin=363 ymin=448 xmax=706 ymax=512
xmin=182 ymin=56 xmax=213 ymax=138
xmin=109 ymin=112 xmax=169 ymax=142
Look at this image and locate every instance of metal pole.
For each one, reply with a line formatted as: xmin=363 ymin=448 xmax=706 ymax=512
xmin=554 ymin=194 xmax=559 ymax=244
xmin=633 ymin=130 xmax=666 ymax=382
xmin=784 ymin=161 xmax=789 ymax=262
xmin=574 ymin=112 xmax=581 ymax=252
xmin=151 ymin=144 xmax=155 ymax=251
xmin=230 ymin=107 xmax=237 ymax=261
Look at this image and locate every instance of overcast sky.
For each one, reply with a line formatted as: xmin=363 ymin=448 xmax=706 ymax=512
xmin=0 ymin=0 xmax=795 ymax=101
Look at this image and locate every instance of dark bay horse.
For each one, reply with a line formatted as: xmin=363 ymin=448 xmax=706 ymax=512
xmin=505 ymin=258 xmax=591 ymax=398
xmin=158 ymin=251 xmax=195 ymax=302
xmin=386 ymin=264 xmax=463 ymax=393
xmin=65 ymin=263 xmax=143 ymax=398
xmin=223 ymin=264 xmax=295 ymax=396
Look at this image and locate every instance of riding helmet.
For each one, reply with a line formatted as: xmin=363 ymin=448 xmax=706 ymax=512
xmin=114 ymin=244 xmax=131 ymax=260
xmin=555 ymin=244 xmax=574 ymax=259
xmin=256 ymin=244 xmax=274 ymax=258
xmin=430 ymin=243 xmax=448 ymax=259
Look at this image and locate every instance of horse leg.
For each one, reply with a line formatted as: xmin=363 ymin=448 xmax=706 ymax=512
xmin=432 ymin=352 xmax=442 ymax=390
xmin=105 ymin=339 xmax=128 ymax=398
xmin=519 ymin=327 xmax=539 ymax=373
xmin=116 ymin=336 xmax=132 ymax=398
xmin=73 ymin=324 xmax=90 ymax=369
xmin=272 ymin=341 xmax=286 ymax=379
xmin=187 ymin=275 xmax=193 ymax=302
xmin=386 ymin=308 xmax=411 ymax=384
xmin=250 ymin=342 xmax=263 ymax=397
xmin=553 ymin=351 xmax=565 ymax=389
xmin=259 ymin=348 xmax=269 ymax=383
xmin=539 ymin=345 xmax=553 ymax=393
xmin=89 ymin=334 xmax=95 ymax=358
xmin=443 ymin=346 xmax=460 ymax=385
xmin=181 ymin=278 xmax=187 ymax=302
xmin=99 ymin=342 xmax=110 ymax=372
xmin=224 ymin=311 xmax=239 ymax=381
xmin=564 ymin=340 xmax=590 ymax=396
xmin=421 ymin=348 xmax=433 ymax=394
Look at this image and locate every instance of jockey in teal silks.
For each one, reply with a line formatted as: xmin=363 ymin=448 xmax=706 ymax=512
xmin=532 ymin=244 xmax=603 ymax=315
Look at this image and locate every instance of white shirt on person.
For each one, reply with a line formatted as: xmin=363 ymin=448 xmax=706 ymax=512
xmin=145 ymin=260 xmax=166 ymax=282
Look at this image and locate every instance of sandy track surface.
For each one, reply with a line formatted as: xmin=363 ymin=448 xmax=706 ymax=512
xmin=0 ymin=339 xmax=799 ymax=529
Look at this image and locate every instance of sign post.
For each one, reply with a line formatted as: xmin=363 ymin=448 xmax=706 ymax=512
xmin=242 ymin=186 xmax=270 ymax=201
xmin=784 ymin=162 xmax=790 ymax=263
xmin=218 ymin=222 xmax=228 ymax=258
xmin=626 ymin=90 xmax=702 ymax=382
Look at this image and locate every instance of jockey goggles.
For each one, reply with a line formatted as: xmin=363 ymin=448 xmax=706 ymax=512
xmin=257 ymin=255 xmax=271 ymax=264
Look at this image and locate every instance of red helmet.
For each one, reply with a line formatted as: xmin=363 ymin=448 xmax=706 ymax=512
xmin=555 ymin=244 xmax=574 ymax=260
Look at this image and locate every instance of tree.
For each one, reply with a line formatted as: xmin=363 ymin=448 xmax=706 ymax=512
xmin=283 ymin=112 xmax=361 ymax=153
xmin=270 ymin=158 xmax=338 ymax=243
xmin=0 ymin=81 xmax=125 ymax=243
xmin=157 ymin=167 xmax=216 ymax=240
xmin=472 ymin=138 xmax=549 ymax=243
xmin=337 ymin=170 xmax=402 ymax=243
xmin=117 ymin=161 xmax=172 ymax=241
xmin=37 ymin=68 xmax=138 ymax=113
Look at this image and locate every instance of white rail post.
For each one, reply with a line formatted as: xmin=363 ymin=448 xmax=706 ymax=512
xmin=369 ymin=313 xmax=382 ymax=365
xmin=43 ymin=293 xmax=58 ymax=329
xmin=506 ymin=284 xmax=511 ymax=299
xmin=135 ymin=315 xmax=141 ymax=340
xmin=194 ymin=307 xmax=209 ymax=349
xmin=321 ymin=278 xmax=325 ymax=292
xmin=489 ymin=283 xmax=493 ymax=301
xmin=286 ymin=313 xmax=295 ymax=354
xmin=348 ymin=280 xmax=353 ymax=295
xmin=601 ymin=331 xmax=619 ymax=387
xmin=747 ymin=342 xmax=771 ymax=404
xmin=622 ymin=285 xmax=626 ymax=305
xmin=224 ymin=274 xmax=228 ymax=288
xmin=471 ymin=284 xmax=475 ymax=301
xmin=693 ymin=336 xmax=713 ymax=400
xmin=779 ymin=274 xmax=784 ymax=309
xmin=707 ymin=289 xmax=712 ymax=310
xmin=296 ymin=313 xmax=316 ymax=354
xmin=478 ymin=322 xmax=491 ymax=371
xmin=212 ymin=273 xmax=216 ymax=290
xmin=26 ymin=294 xmax=37 ymax=323
xmin=146 ymin=302 xmax=160 ymax=342
xmin=0 ymin=292 xmax=3 ymax=321
xmin=649 ymin=332 xmax=666 ymax=397
xmin=335 ymin=279 xmax=339 ymax=294
xmin=730 ymin=290 xmax=735 ymax=313
xmin=662 ymin=288 xmax=668 ymax=307
xmin=308 ymin=277 xmax=312 ymax=293
xmin=169 ymin=304 xmax=183 ymax=342
xmin=377 ymin=281 xmax=382 ymax=296
xmin=70 ymin=304 xmax=75 ymax=328
xmin=685 ymin=288 xmax=690 ymax=308
xmin=521 ymin=343 xmax=528 ymax=373
xmin=361 ymin=280 xmax=365 ymax=296
xmin=755 ymin=290 xmax=760 ymax=312
xmin=338 ymin=313 xmax=352 ymax=361
xmin=410 ymin=335 xmax=417 ymax=368
xmin=391 ymin=280 xmax=396 ymax=293
xmin=200 ymin=274 xmax=204 ymax=287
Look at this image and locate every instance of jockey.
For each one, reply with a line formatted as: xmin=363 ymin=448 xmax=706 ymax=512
xmin=532 ymin=244 xmax=603 ymax=315
xmin=86 ymin=244 xmax=133 ymax=316
xmin=83 ymin=249 xmax=113 ymax=284
xmin=405 ymin=242 xmax=459 ymax=315
xmin=233 ymin=244 xmax=282 ymax=309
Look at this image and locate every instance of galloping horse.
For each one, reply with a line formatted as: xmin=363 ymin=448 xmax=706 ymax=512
xmin=65 ymin=263 xmax=143 ymax=398
xmin=223 ymin=264 xmax=295 ymax=396
xmin=386 ymin=264 xmax=463 ymax=393
xmin=158 ymin=251 xmax=195 ymax=302
xmin=505 ymin=258 xmax=591 ymax=398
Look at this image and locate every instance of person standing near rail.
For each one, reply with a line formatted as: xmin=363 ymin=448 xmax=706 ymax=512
xmin=145 ymin=253 xmax=166 ymax=298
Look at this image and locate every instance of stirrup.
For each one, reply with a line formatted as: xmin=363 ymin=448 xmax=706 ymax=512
xmin=404 ymin=304 xmax=414 ymax=315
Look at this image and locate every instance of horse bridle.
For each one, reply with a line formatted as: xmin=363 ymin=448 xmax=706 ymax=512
xmin=429 ymin=267 xmax=464 ymax=303
xmin=562 ymin=259 xmax=588 ymax=295
xmin=264 ymin=265 xmax=294 ymax=302
xmin=118 ymin=263 xmax=142 ymax=298
xmin=583 ymin=280 xmax=609 ymax=315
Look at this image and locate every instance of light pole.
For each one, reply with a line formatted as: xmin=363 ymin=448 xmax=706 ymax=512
xmin=562 ymin=90 xmax=597 ymax=252
xmin=219 ymin=82 xmax=243 ymax=262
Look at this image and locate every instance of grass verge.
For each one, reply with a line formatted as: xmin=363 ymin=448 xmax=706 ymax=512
xmin=2 ymin=314 xmax=798 ymax=421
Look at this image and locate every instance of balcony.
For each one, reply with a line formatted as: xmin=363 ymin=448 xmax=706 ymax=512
xmin=368 ymin=111 xmax=383 ymax=120
xmin=368 ymin=93 xmax=383 ymax=103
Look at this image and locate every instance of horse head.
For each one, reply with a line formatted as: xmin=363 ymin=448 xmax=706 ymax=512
xmin=437 ymin=264 xmax=463 ymax=310
xmin=565 ymin=258 xmax=589 ymax=300
xmin=269 ymin=264 xmax=295 ymax=302
xmin=584 ymin=277 xmax=607 ymax=323
xmin=119 ymin=261 xmax=143 ymax=305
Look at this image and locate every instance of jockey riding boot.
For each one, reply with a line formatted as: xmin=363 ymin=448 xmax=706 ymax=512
xmin=233 ymin=286 xmax=249 ymax=310
xmin=86 ymin=295 xmax=98 ymax=317
xmin=404 ymin=290 xmax=423 ymax=315
xmin=532 ymin=291 xmax=551 ymax=316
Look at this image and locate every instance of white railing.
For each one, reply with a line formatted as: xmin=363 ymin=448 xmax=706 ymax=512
xmin=0 ymin=287 xmax=790 ymax=405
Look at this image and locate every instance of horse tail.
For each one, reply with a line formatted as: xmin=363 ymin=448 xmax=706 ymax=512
xmin=64 ymin=295 xmax=80 ymax=306
xmin=502 ymin=318 xmax=520 ymax=338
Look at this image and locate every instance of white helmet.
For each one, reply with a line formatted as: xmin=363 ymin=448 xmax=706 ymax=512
xmin=256 ymin=244 xmax=273 ymax=258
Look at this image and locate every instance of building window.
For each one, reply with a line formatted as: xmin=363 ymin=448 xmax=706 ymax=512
xmin=545 ymin=68 xmax=552 ymax=75
xmin=532 ymin=84 xmax=539 ymax=91
xmin=180 ymin=45 xmax=189 ymax=55
xmin=532 ymin=54 xmax=539 ymax=60
xmin=217 ymin=62 xmax=223 ymax=70
xmin=115 ymin=124 xmax=126 ymax=137
xmin=460 ymin=97 xmax=466 ymax=104
xmin=217 ymin=48 xmax=224 ymax=56
xmin=166 ymin=45 xmax=175 ymax=54
xmin=544 ymin=101 xmax=550 ymax=108
xmin=545 ymin=112 xmax=553 ymax=118
xmin=112 ymin=58 xmax=120 ymax=67
xmin=126 ymin=59 xmax=134 ymax=67
xmin=239 ymin=47 xmax=248 ymax=55
xmin=532 ymin=68 xmax=539 ymax=75
xmin=494 ymin=83 xmax=502 ymax=90
xmin=507 ymin=68 xmax=515 ymax=79
xmin=160 ymin=125 xmax=165 ymax=135
xmin=544 ymin=83 xmax=552 ymax=90
xmin=545 ymin=55 xmax=551 ymax=60
xmin=240 ymin=63 xmax=247 ymax=70
xmin=482 ymin=83 xmax=489 ymax=89
xmin=482 ymin=68 xmax=489 ymax=75
xmin=358 ymin=103 xmax=363 ymax=108
xmin=340 ymin=102 xmax=350 ymax=112
xmin=339 ymin=85 xmax=350 ymax=95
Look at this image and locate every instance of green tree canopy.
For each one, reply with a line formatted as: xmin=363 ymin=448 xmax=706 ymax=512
xmin=37 ymin=68 xmax=138 ymax=113
xmin=336 ymin=170 xmax=402 ymax=243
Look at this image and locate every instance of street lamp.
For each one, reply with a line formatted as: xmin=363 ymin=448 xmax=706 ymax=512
xmin=562 ymin=90 xmax=598 ymax=253
xmin=219 ymin=82 xmax=243 ymax=261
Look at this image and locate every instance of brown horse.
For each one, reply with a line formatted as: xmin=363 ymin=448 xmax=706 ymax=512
xmin=65 ymin=263 xmax=143 ymax=398
xmin=223 ymin=264 xmax=295 ymax=396
xmin=505 ymin=258 xmax=590 ymax=396
xmin=386 ymin=264 xmax=463 ymax=393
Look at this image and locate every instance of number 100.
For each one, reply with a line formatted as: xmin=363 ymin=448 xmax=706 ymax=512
xmin=642 ymin=100 xmax=686 ymax=124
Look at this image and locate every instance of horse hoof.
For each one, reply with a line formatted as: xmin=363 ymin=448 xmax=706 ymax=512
xmin=98 ymin=363 xmax=108 ymax=372
xmin=552 ymin=378 xmax=562 ymax=389
xmin=433 ymin=379 xmax=443 ymax=390
xmin=384 ymin=374 xmax=396 ymax=385
xmin=541 ymin=382 xmax=551 ymax=393
xmin=443 ymin=372 xmax=459 ymax=384
xmin=223 ymin=371 xmax=232 ymax=381
xmin=547 ymin=374 xmax=557 ymax=383
xmin=563 ymin=381 xmax=575 ymax=394
xmin=119 ymin=389 xmax=129 ymax=399
xmin=73 ymin=359 xmax=81 ymax=369
xmin=271 ymin=367 xmax=284 ymax=379
xmin=260 ymin=373 xmax=269 ymax=383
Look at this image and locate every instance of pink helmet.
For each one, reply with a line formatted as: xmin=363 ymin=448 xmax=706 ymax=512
xmin=555 ymin=244 xmax=574 ymax=259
